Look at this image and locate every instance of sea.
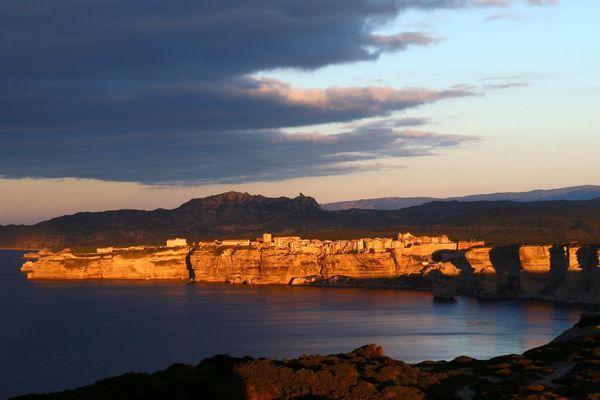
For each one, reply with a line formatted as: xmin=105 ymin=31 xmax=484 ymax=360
xmin=0 ymin=249 xmax=585 ymax=399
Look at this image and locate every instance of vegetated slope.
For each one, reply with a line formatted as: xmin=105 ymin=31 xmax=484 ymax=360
xmin=2 ymin=192 xmax=600 ymax=249
xmin=322 ymin=184 xmax=600 ymax=210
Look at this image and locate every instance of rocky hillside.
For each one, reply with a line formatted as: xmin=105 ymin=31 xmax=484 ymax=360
xmin=4 ymin=192 xmax=600 ymax=248
xmin=0 ymin=192 xmax=324 ymax=249
xmin=14 ymin=312 xmax=600 ymax=400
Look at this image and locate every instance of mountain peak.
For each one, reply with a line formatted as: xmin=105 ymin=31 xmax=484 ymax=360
xmin=177 ymin=192 xmax=321 ymax=211
xmin=207 ymin=191 xmax=255 ymax=203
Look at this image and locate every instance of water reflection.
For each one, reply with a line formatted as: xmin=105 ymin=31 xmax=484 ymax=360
xmin=0 ymin=250 xmax=584 ymax=398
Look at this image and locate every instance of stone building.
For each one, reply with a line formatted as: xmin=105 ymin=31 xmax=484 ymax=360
xmin=262 ymin=233 xmax=272 ymax=245
xmin=166 ymin=238 xmax=188 ymax=247
xmin=273 ymin=236 xmax=302 ymax=248
xmin=221 ymin=239 xmax=251 ymax=246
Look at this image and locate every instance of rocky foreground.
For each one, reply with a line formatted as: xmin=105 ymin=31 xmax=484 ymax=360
xmin=13 ymin=312 xmax=600 ymax=400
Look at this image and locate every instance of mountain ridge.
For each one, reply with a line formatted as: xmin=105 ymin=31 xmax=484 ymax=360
xmin=3 ymin=191 xmax=600 ymax=248
xmin=322 ymin=185 xmax=600 ymax=210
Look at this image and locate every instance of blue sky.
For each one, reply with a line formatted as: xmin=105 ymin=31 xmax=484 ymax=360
xmin=0 ymin=0 xmax=598 ymax=223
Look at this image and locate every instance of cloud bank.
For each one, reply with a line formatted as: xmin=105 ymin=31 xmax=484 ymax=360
xmin=0 ymin=0 xmax=554 ymax=184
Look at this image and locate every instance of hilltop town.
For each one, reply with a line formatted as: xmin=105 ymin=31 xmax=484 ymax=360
xmin=160 ymin=232 xmax=483 ymax=256
xmin=22 ymin=232 xmax=484 ymax=271
xmin=21 ymin=232 xmax=486 ymax=288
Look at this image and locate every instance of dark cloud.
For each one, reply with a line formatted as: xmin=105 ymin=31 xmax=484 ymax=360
xmin=1 ymin=0 xmax=472 ymax=81
xmin=0 ymin=77 xmax=476 ymax=136
xmin=368 ymin=32 xmax=441 ymax=52
xmin=0 ymin=0 xmax=551 ymax=184
xmin=0 ymin=118 xmax=476 ymax=183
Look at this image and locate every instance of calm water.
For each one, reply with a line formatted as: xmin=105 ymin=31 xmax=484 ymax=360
xmin=0 ymin=250 xmax=585 ymax=399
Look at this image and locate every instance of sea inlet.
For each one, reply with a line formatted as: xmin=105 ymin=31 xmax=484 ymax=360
xmin=0 ymin=250 xmax=584 ymax=398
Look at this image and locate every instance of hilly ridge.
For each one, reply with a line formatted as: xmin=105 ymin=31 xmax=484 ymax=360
xmin=322 ymin=185 xmax=600 ymax=210
xmin=3 ymin=191 xmax=600 ymax=249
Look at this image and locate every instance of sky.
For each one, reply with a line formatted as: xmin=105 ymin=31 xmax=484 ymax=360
xmin=1 ymin=0 xmax=599 ymax=224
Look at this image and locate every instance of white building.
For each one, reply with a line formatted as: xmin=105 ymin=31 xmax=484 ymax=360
xmin=166 ymin=238 xmax=188 ymax=247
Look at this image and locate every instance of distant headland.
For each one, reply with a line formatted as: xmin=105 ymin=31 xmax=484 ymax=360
xmin=20 ymin=230 xmax=600 ymax=304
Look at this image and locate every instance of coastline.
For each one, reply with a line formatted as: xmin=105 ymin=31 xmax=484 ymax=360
xmin=18 ymin=275 xmax=600 ymax=308
xmin=17 ymin=234 xmax=600 ymax=305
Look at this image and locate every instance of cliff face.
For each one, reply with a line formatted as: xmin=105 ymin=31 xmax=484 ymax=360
xmin=21 ymin=247 xmax=190 ymax=280
xmin=464 ymin=246 xmax=505 ymax=298
xmin=20 ymin=242 xmax=600 ymax=304
xmin=518 ymin=245 xmax=555 ymax=298
xmin=454 ymin=245 xmax=600 ymax=303
xmin=191 ymin=246 xmax=323 ymax=285
xmin=321 ymin=252 xmax=398 ymax=280
xmin=166 ymin=246 xmax=413 ymax=285
xmin=23 ymin=244 xmax=429 ymax=287
xmin=553 ymin=245 xmax=600 ymax=303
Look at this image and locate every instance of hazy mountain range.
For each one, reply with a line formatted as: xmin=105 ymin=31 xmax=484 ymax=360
xmin=3 ymin=190 xmax=600 ymax=249
xmin=322 ymin=185 xmax=600 ymax=210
